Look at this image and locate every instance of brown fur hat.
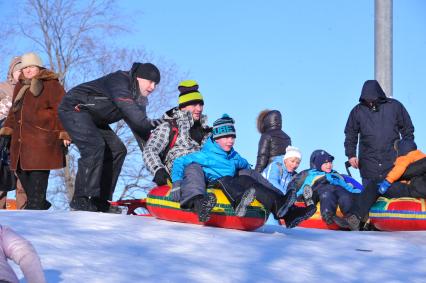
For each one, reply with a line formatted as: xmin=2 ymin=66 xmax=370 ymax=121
xmin=256 ymin=109 xmax=271 ymax=133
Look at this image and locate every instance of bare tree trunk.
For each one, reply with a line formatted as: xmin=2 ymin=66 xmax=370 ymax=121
xmin=64 ymin=154 xmax=75 ymax=201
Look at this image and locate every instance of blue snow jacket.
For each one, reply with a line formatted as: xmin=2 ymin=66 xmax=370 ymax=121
xmin=171 ymin=137 xmax=251 ymax=183
xmin=262 ymin=155 xmax=296 ymax=194
xmin=344 ymin=80 xmax=414 ymax=180
xmin=296 ymin=169 xmax=362 ymax=197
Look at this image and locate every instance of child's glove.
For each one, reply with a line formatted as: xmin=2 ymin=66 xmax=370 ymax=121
xmin=169 ymin=181 xmax=182 ymax=202
xmin=153 ymin=168 xmax=171 ymax=186
xmin=340 ymin=182 xmax=362 ymax=194
xmin=346 ymin=186 xmax=362 ymax=194
xmin=378 ymin=180 xmax=391 ymax=194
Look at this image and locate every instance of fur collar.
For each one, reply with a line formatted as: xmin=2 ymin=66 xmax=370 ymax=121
xmin=12 ymin=69 xmax=59 ymax=112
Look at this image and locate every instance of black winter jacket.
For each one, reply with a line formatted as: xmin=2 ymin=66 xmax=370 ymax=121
xmin=344 ymin=80 xmax=414 ymax=180
xmin=255 ymin=110 xmax=291 ymax=173
xmin=59 ymin=69 xmax=153 ymax=140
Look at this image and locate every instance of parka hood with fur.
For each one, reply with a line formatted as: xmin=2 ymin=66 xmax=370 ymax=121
xmin=256 ymin=109 xmax=282 ymax=133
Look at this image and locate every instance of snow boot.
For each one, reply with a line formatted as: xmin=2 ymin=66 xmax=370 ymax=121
xmin=346 ymin=214 xmax=361 ymax=231
xmin=91 ymin=197 xmax=122 ymax=214
xmin=105 ymin=205 xmax=123 ymax=214
xmin=360 ymin=221 xmax=379 ymax=231
xmin=283 ymin=204 xmax=317 ymax=228
xmin=70 ymin=196 xmax=97 ymax=212
xmin=194 ymin=193 xmax=217 ymax=223
xmin=276 ymin=188 xmax=297 ymax=218
xmin=44 ymin=200 xmax=52 ymax=210
xmin=234 ymin=187 xmax=256 ymax=217
xmin=302 ymin=185 xmax=315 ymax=206
xmin=321 ymin=211 xmax=335 ymax=225
xmin=332 ymin=215 xmax=350 ymax=229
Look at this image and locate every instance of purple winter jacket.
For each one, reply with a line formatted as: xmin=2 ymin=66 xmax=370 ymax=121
xmin=0 ymin=225 xmax=46 ymax=283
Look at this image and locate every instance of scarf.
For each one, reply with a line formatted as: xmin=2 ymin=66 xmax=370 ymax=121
xmin=12 ymin=69 xmax=58 ymax=112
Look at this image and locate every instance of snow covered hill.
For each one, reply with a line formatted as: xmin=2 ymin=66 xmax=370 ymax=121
xmin=1 ymin=210 xmax=426 ymax=283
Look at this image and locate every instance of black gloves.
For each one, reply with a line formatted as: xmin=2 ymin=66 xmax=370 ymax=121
xmin=153 ymin=168 xmax=171 ymax=186
xmin=0 ymin=136 xmax=11 ymax=151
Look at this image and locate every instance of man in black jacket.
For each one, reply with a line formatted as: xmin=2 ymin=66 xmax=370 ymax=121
xmin=58 ymin=63 xmax=161 ymax=212
xmin=344 ymin=80 xmax=415 ymax=229
xmin=344 ymin=80 xmax=414 ymax=187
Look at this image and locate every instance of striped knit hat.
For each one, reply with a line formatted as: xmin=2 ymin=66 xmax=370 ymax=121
xmin=178 ymin=80 xmax=204 ymax=108
xmin=212 ymin=114 xmax=236 ymax=139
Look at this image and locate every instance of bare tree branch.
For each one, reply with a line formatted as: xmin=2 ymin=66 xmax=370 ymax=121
xmin=2 ymin=0 xmax=184 ymax=209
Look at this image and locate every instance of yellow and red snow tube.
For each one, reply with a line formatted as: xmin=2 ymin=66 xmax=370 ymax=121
xmin=279 ymin=202 xmax=344 ymax=230
xmin=369 ymin=197 xmax=426 ymax=231
xmin=146 ymin=185 xmax=267 ymax=231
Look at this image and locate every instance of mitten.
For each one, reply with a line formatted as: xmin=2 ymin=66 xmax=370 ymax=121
xmin=153 ymin=168 xmax=171 ymax=186
xmin=349 ymin=187 xmax=362 ymax=194
xmin=378 ymin=180 xmax=391 ymax=194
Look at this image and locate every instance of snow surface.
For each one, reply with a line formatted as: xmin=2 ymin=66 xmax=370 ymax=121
xmin=1 ymin=210 xmax=426 ymax=283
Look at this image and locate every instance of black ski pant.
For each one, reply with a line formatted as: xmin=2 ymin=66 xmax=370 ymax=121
xmin=383 ymin=175 xmax=426 ymax=198
xmin=354 ymin=175 xmax=426 ymax=221
xmin=179 ymin=166 xmax=283 ymax=210
xmin=16 ymin=167 xmax=50 ymax=210
xmin=215 ymin=175 xmax=288 ymax=219
xmin=58 ymin=109 xmax=127 ymax=207
xmin=352 ymin=179 xmax=381 ymax=221
xmin=237 ymin=168 xmax=283 ymax=195
xmin=316 ymin=184 xmax=354 ymax=217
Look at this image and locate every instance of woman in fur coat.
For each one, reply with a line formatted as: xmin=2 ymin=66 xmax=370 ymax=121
xmin=0 ymin=52 xmax=70 ymax=210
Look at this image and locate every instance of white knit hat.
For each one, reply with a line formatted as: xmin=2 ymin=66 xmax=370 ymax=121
xmin=20 ymin=52 xmax=43 ymax=69
xmin=284 ymin=146 xmax=302 ymax=160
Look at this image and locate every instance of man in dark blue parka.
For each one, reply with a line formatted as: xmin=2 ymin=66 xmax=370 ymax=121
xmin=344 ymin=80 xmax=415 ymax=228
xmin=59 ymin=63 xmax=161 ymax=212
xmin=344 ymin=80 xmax=414 ymax=187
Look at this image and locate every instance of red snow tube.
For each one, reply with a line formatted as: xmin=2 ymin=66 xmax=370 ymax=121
xmin=369 ymin=197 xmax=426 ymax=231
xmin=146 ymin=186 xmax=267 ymax=231
xmin=279 ymin=202 xmax=343 ymax=230
xmin=112 ymin=185 xmax=268 ymax=231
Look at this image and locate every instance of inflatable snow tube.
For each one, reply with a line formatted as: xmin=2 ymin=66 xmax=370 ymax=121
xmin=146 ymin=185 xmax=268 ymax=231
xmin=285 ymin=175 xmax=363 ymax=230
xmin=369 ymin=197 xmax=426 ymax=231
xmin=283 ymin=202 xmax=343 ymax=230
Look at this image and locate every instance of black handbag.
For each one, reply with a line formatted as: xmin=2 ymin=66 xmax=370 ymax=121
xmin=0 ymin=143 xmax=16 ymax=191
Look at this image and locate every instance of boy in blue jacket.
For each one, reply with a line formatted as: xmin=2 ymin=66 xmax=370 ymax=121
xmin=172 ymin=114 xmax=316 ymax=227
xmin=299 ymin=150 xmax=362 ymax=230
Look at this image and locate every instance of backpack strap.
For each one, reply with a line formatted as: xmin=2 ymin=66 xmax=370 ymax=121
xmin=159 ymin=119 xmax=179 ymax=162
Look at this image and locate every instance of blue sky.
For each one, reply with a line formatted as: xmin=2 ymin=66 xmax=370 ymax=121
xmin=1 ymin=0 xmax=425 ymax=181
xmin=119 ymin=0 xmax=426 ymax=178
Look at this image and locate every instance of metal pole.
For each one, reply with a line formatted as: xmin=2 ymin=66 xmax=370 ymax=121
xmin=375 ymin=0 xmax=393 ymax=97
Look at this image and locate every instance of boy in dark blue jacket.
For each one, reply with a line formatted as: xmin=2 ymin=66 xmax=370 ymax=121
xmin=299 ymin=150 xmax=362 ymax=230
